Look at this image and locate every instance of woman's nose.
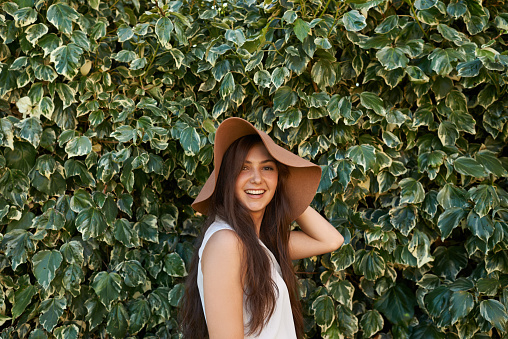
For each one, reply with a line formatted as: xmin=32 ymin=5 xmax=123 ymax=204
xmin=250 ymin=168 xmax=262 ymax=184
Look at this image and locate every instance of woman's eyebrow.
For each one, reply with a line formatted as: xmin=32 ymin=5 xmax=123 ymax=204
xmin=244 ymin=159 xmax=276 ymax=164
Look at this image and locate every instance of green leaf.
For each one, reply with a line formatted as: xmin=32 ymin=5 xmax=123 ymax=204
xmin=485 ymin=250 xmax=508 ymax=274
xmin=277 ymin=109 xmax=302 ymax=131
xmin=219 ymin=72 xmax=235 ymax=98
xmin=46 ymin=3 xmax=79 ymax=34
xmin=271 ymin=67 xmax=290 ymax=89
xmin=85 ymin=297 xmax=107 ymax=330
xmin=180 ymin=126 xmax=200 ymax=156
xmin=415 ymin=0 xmax=437 ymax=9
xmin=107 ymin=303 xmax=128 ymax=338
xmin=337 ymin=304 xmax=358 ymax=337
xmin=408 ymin=229 xmax=433 ymax=268
xmin=39 ymin=297 xmax=66 ymax=332
xmin=480 ymin=299 xmax=508 ymax=331
xmin=293 ymin=19 xmax=311 ymax=42
xmin=433 ymin=246 xmax=468 ymax=280
xmin=0 ymin=168 xmax=29 ymax=207
xmin=225 ymin=29 xmax=246 ymax=46
xmin=377 ymin=47 xmax=408 ymax=70
xmin=28 ymin=329 xmax=47 ymax=339
xmin=60 ymin=241 xmax=84 ymax=265
xmin=399 ymin=178 xmax=425 ymax=204
xmin=468 ymin=185 xmax=499 ymax=218
xmin=328 ymin=280 xmax=353 ymax=308
xmin=425 ymin=285 xmax=451 ymax=318
xmin=33 ymin=249 xmax=63 ymax=289
xmin=15 ymin=117 xmax=42 ymax=148
xmin=114 ymin=218 xmax=139 ymax=247
xmin=390 ymin=205 xmax=417 ymax=236
xmin=342 ymin=10 xmax=367 ymax=32
xmin=37 ymin=34 xmax=61 ymax=58
xmin=65 ymin=136 xmax=92 ymax=158
xmin=169 ymin=283 xmax=185 ymax=307
xmin=14 ymin=7 xmax=37 ymax=27
xmin=92 ymin=271 xmax=123 ymax=310
xmin=32 ymin=208 xmax=65 ymax=231
xmin=354 ymin=249 xmax=385 ymax=280
xmin=311 ymin=60 xmax=336 ymax=89
xmin=438 ymin=121 xmax=459 ymax=146
xmin=26 ymin=23 xmax=49 ymax=46
xmin=374 ymin=284 xmax=416 ymax=324
xmin=312 ymin=295 xmax=335 ymax=330
xmin=50 ymin=44 xmax=83 ymax=79
xmin=360 ymin=310 xmax=384 ymax=337
xmin=54 ymin=324 xmax=79 ymax=339
xmin=75 ymin=207 xmax=107 ymax=241
xmin=136 ymin=214 xmax=159 ymax=243
xmin=429 ymin=48 xmax=462 ymax=76
xmin=1 ymin=229 xmax=35 ymax=270
xmin=475 ymin=150 xmax=508 ymax=177
xmin=128 ymin=298 xmax=151 ymax=334
xmin=466 ymin=211 xmax=494 ymax=242
xmin=345 ymin=144 xmax=376 ymax=172
xmin=454 ymin=157 xmax=487 ymax=177
xmin=437 ymin=183 xmax=469 ymax=209
xmin=360 ymin=92 xmax=385 ymax=116
xmin=438 ymin=207 xmax=467 ymax=239
xmin=164 ymin=252 xmax=187 ymax=277
xmin=375 ymin=15 xmax=399 ymax=34
xmin=117 ymin=260 xmax=146 ymax=287
xmin=328 ymin=95 xmax=351 ymax=122
xmin=457 ymin=59 xmax=482 ymax=77
xmin=155 ymin=17 xmax=173 ymax=49
xmin=273 ymin=86 xmax=298 ymax=112
xmin=12 ymin=275 xmax=37 ymax=318
xmin=117 ymin=24 xmax=134 ymax=42
xmin=330 ymin=244 xmax=355 ymax=271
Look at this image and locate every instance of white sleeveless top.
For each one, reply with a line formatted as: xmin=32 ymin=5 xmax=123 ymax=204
xmin=197 ymin=219 xmax=297 ymax=339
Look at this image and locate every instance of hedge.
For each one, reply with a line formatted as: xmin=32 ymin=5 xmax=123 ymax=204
xmin=1 ymin=0 xmax=508 ymax=337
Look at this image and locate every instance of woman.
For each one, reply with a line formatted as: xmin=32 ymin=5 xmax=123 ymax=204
xmin=181 ymin=118 xmax=344 ymax=338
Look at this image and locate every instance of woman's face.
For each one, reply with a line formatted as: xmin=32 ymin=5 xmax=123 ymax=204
xmin=235 ymin=143 xmax=278 ymax=223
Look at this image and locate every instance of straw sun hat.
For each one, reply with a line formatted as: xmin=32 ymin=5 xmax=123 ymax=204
xmin=192 ymin=117 xmax=322 ymax=222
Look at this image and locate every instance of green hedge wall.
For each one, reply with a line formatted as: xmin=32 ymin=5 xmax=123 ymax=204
xmin=1 ymin=0 xmax=508 ymax=337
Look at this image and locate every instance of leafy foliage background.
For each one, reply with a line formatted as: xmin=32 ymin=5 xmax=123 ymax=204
xmin=1 ymin=0 xmax=508 ymax=337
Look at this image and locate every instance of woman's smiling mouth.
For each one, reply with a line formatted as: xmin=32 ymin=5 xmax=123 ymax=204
xmin=245 ymin=189 xmax=266 ymax=195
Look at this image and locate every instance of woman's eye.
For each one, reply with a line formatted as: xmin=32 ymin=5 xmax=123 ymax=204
xmin=242 ymin=166 xmax=248 ymax=170
xmin=264 ymin=166 xmax=274 ymax=171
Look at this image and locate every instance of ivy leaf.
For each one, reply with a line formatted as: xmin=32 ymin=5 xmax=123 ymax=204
xmin=39 ymin=297 xmax=66 ymax=332
xmin=277 ymin=109 xmax=302 ymax=131
xmin=438 ymin=121 xmax=459 ymax=146
xmin=374 ymin=284 xmax=416 ymax=324
xmin=311 ymin=60 xmax=336 ymax=89
xmin=92 ymin=271 xmax=123 ymax=310
xmin=75 ymin=207 xmax=107 ymax=241
xmin=342 ymin=10 xmax=367 ymax=32
xmin=437 ymin=183 xmax=469 ymax=209
xmin=468 ymin=185 xmax=499 ymax=218
xmin=128 ymin=298 xmax=151 ymax=334
xmin=330 ymin=244 xmax=355 ymax=271
xmin=164 ymin=252 xmax=187 ymax=277
xmin=32 ymin=208 xmax=65 ymax=231
xmin=454 ymin=157 xmax=487 ymax=178
xmin=354 ymin=249 xmax=385 ymax=280
xmin=337 ymin=304 xmax=358 ymax=337
xmin=155 ymin=17 xmax=173 ymax=49
xmin=135 ymin=214 xmax=159 ymax=243
xmin=65 ymin=136 xmax=92 ymax=158
xmin=26 ymin=24 xmax=49 ymax=46
xmin=480 ymin=299 xmax=508 ymax=331
xmin=466 ymin=211 xmax=494 ymax=242
xmin=225 ymin=29 xmax=246 ymax=46
xmin=12 ymin=275 xmax=37 ymax=318
xmin=15 ymin=117 xmax=42 ymax=148
xmin=47 ymin=3 xmax=79 ymax=34
xmin=273 ymin=86 xmax=298 ymax=112
xmin=328 ymin=280 xmax=354 ymax=308
xmin=360 ymin=310 xmax=384 ymax=337
xmin=54 ymin=324 xmax=79 ymax=339
xmin=328 ymin=95 xmax=352 ymax=122
xmin=433 ymin=246 xmax=468 ymax=280
xmin=180 ymin=126 xmax=200 ymax=156
xmin=437 ymin=207 xmax=467 ymax=240
xmin=1 ymin=229 xmax=35 ymax=270
xmin=399 ymin=178 xmax=425 ymax=204
xmin=390 ymin=205 xmax=417 ymax=236
xmin=85 ymin=297 xmax=107 ymax=330
xmin=346 ymin=144 xmax=376 ymax=172
xmin=377 ymin=47 xmax=408 ymax=70
xmin=106 ymin=303 xmax=128 ymax=338
xmin=360 ymin=92 xmax=385 ymax=116
xmin=271 ymin=67 xmax=290 ymax=89
xmin=293 ymin=19 xmax=311 ymax=42
xmin=475 ymin=150 xmax=508 ymax=177
xmin=33 ymin=250 xmax=63 ymax=289
xmin=116 ymin=260 xmax=146 ymax=287
xmin=312 ymin=295 xmax=335 ymax=330
xmin=50 ymin=44 xmax=83 ymax=79
xmin=219 ymin=72 xmax=235 ymax=98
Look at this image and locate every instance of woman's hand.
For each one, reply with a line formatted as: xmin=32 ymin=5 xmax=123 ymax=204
xmin=289 ymin=206 xmax=344 ymax=260
xmin=201 ymin=229 xmax=245 ymax=339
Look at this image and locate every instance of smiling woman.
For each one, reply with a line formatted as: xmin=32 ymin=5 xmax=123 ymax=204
xmin=180 ymin=118 xmax=344 ymax=339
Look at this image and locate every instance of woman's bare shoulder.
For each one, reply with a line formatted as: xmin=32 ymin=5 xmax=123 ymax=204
xmin=202 ymin=229 xmax=243 ymax=263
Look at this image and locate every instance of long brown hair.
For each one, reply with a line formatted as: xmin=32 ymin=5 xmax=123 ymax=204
xmin=180 ymin=134 xmax=303 ymax=338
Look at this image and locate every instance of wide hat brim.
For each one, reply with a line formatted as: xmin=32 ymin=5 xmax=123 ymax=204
xmin=192 ymin=117 xmax=321 ymax=222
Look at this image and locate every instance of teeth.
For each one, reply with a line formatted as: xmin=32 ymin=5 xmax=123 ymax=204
xmin=245 ymin=190 xmax=265 ymax=195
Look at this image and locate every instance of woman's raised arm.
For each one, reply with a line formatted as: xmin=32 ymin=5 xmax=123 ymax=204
xmin=289 ymin=206 xmax=344 ymax=260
